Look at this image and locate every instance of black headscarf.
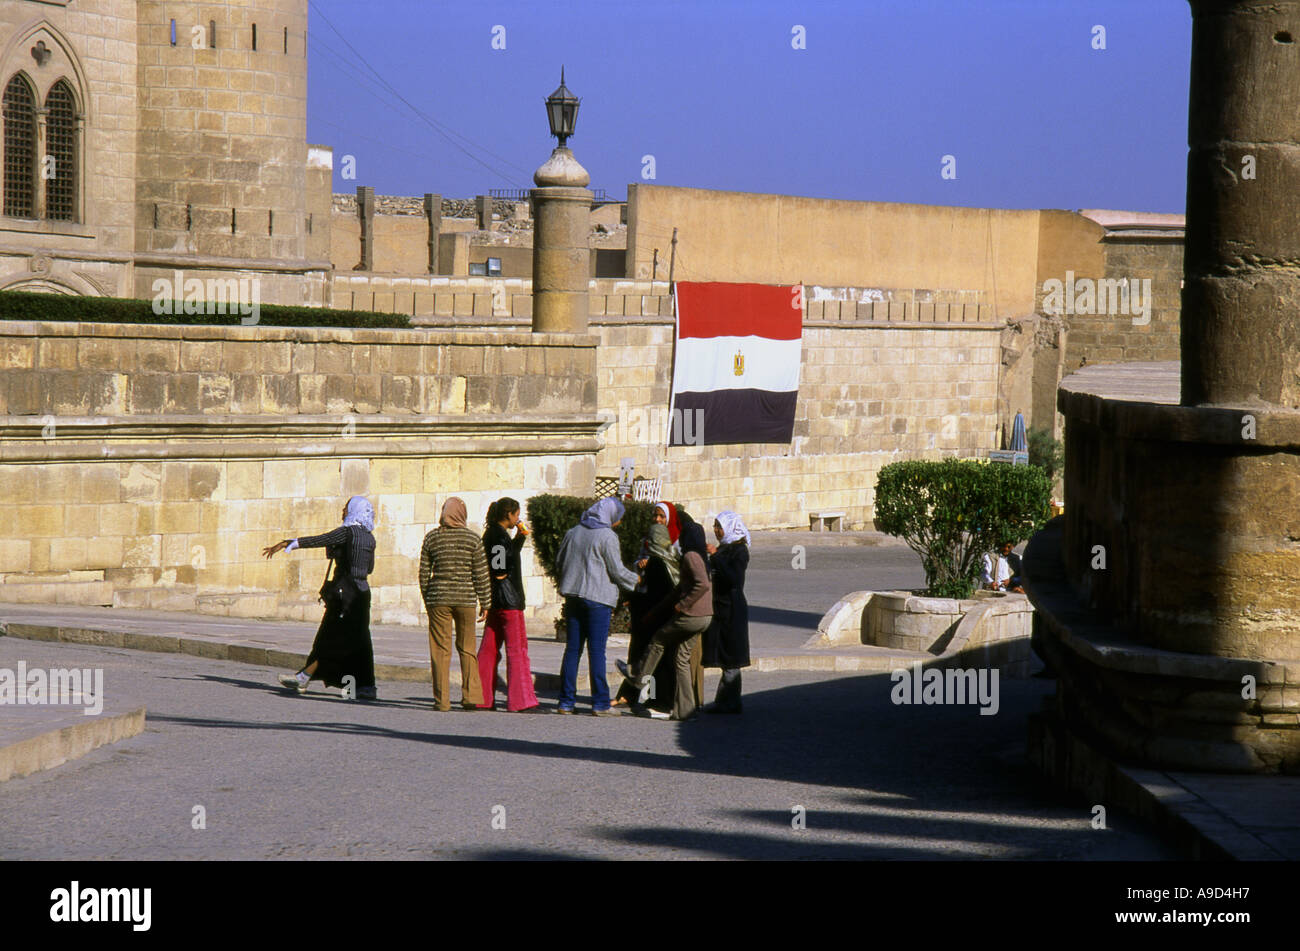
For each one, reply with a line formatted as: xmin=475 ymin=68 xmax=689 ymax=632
xmin=676 ymin=512 xmax=709 ymax=562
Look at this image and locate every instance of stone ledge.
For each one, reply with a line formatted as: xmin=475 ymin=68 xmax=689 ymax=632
xmin=1025 ymin=517 xmax=1300 ymax=772
xmin=0 ymin=705 xmax=147 ymax=783
xmin=0 ymin=414 xmax=608 ymax=462
xmin=1059 ymin=361 xmax=1300 ymax=448
xmin=1027 ymin=709 xmax=1285 ymax=859
xmin=0 ymin=320 xmax=600 ymax=349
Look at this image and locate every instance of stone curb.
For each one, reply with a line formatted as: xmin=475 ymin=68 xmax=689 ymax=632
xmin=0 ymin=618 xmax=905 ymax=684
xmin=0 ymin=706 xmax=147 ymax=784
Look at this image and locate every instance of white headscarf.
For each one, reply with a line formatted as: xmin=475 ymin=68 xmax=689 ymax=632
xmin=716 ymin=510 xmax=750 ymax=546
xmin=343 ymin=496 xmax=375 ymax=532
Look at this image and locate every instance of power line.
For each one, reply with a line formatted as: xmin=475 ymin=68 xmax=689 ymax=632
xmin=307 ymin=1 xmax=531 ymax=187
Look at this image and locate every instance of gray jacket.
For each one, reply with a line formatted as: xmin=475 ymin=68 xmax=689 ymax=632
xmin=554 ymin=524 xmax=640 ymax=607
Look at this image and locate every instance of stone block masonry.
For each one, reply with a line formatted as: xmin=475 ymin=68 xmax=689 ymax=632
xmin=390 ymin=278 xmax=1004 ymax=531
xmin=0 ymin=320 xmax=603 ymax=626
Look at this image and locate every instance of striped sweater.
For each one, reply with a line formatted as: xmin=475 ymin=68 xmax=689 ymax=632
xmin=418 ymin=525 xmax=491 ymax=608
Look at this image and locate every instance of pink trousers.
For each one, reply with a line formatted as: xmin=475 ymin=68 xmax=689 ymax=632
xmin=477 ymin=608 xmax=539 ymax=711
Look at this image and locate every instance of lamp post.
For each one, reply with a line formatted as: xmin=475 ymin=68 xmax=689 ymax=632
xmin=531 ymin=68 xmax=593 ymax=333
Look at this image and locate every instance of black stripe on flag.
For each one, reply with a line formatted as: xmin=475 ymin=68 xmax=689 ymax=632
xmin=669 ymin=389 xmax=798 ymax=446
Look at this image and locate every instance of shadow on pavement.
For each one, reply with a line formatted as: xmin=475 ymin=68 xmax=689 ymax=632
xmin=146 ymin=668 xmax=1174 ymax=860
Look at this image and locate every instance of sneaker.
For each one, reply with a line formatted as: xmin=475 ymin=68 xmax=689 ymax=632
xmin=278 ymin=673 xmax=307 ymax=695
xmin=591 ymin=707 xmax=622 ymax=717
xmin=357 ymin=686 xmax=378 ymax=701
xmin=553 ymin=706 xmax=575 ymax=715
xmin=647 ymin=709 xmax=671 ymax=720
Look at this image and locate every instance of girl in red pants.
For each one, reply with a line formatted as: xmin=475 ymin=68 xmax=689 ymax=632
xmin=477 ymin=498 xmax=545 ymax=713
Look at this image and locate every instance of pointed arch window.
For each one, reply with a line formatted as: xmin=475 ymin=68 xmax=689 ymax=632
xmin=3 ymin=74 xmax=36 ymax=219
xmin=44 ymin=80 xmax=76 ymax=220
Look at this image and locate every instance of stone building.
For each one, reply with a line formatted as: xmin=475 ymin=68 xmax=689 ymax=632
xmin=0 ymin=0 xmax=330 ymax=305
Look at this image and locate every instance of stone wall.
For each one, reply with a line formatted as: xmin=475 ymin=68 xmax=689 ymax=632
xmin=390 ymin=278 xmax=1002 ymax=530
xmin=592 ymin=316 xmax=1001 ymax=530
xmin=0 ymin=320 xmax=602 ymax=625
xmin=1056 ymin=213 xmax=1184 ymax=372
xmin=626 ymin=183 xmax=1044 ymax=317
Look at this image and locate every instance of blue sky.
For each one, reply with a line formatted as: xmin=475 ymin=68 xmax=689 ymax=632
xmin=306 ymin=0 xmax=1192 ymax=212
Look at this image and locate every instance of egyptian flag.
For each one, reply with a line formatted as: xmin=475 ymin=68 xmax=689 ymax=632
xmin=668 ymin=281 xmax=802 ymax=446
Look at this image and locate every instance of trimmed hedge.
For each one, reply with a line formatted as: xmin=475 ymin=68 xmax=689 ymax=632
xmin=0 ymin=290 xmax=411 ymax=329
xmin=526 ymin=494 xmax=691 ymax=634
xmin=873 ymin=459 xmax=1051 ymax=600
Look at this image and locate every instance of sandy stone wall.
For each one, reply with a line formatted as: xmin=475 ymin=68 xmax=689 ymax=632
xmin=592 ymin=318 xmax=1001 ymax=530
xmin=626 ymin=184 xmax=1043 ymax=317
xmin=1062 ymin=234 xmax=1183 ymax=371
xmin=0 ymin=320 xmax=601 ymax=625
xmin=389 ymin=279 xmax=1003 ymax=530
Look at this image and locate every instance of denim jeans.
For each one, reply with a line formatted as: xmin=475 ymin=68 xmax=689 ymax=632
xmin=559 ymin=596 xmax=613 ymax=710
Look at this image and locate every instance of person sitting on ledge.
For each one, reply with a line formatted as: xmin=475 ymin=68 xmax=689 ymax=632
xmin=981 ymin=541 xmax=1024 ymax=594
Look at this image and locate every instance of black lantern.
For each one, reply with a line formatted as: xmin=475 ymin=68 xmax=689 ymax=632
xmin=545 ymin=67 xmax=581 ymax=148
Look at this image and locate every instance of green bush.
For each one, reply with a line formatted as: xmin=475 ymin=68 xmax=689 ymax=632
xmin=1027 ymin=426 xmax=1065 ymax=485
xmin=0 ymin=290 xmax=410 ymax=329
xmin=526 ymin=494 xmax=689 ymax=634
xmin=873 ymin=459 xmax=1052 ymax=600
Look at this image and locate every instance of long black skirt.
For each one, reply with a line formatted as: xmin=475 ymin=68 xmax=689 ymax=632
xmin=306 ymin=589 xmax=375 ymax=689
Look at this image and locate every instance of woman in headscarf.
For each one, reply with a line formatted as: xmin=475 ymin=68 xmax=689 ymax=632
xmin=553 ymin=497 xmax=641 ymax=715
xmin=418 ymin=497 xmax=492 ymax=711
xmin=625 ymin=511 xmax=713 ymax=721
xmin=263 ymin=496 xmax=378 ymax=700
xmin=654 ymin=500 xmax=681 ymax=546
xmin=613 ymin=519 xmax=680 ymax=714
xmin=703 ymin=509 xmax=751 ymax=713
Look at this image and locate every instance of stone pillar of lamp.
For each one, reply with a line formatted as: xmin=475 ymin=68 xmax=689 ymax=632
xmin=355 ymin=185 xmax=375 ymax=272
xmin=424 ymin=192 xmax=441 ymax=274
xmin=1025 ymin=0 xmax=1300 ymax=775
xmin=531 ymin=68 xmax=593 ymax=334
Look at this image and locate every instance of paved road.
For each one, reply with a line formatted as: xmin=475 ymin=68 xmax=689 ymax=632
xmin=746 ymin=535 xmax=925 ymax=649
xmin=0 ymin=638 xmax=1180 ymax=860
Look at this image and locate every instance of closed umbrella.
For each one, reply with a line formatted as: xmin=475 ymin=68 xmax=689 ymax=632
xmin=1010 ymin=412 xmax=1027 ymax=452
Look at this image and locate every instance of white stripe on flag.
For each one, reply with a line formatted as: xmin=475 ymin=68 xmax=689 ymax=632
xmin=671 ymin=335 xmax=802 ymax=395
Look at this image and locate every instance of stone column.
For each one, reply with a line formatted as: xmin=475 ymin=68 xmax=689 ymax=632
xmin=355 ymin=185 xmax=374 ymax=272
xmin=531 ymin=148 xmax=592 ymax=333
xmin=1181 ymin=0 xmax=1300 ymax=407
xmin=424 ymin=192 xmax=441 ymax=274
xmin=33 ymin=107 xmax=48 ymax=219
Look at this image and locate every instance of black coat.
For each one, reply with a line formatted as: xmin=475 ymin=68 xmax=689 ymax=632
xmin=482 ymin=522 xmax=527 ymax=610
xmin=703 ymin=541 xmax=749 ymax=669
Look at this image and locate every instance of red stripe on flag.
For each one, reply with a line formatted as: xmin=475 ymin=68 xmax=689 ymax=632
xmin=676 ymin=282 xmax=802 ymax=341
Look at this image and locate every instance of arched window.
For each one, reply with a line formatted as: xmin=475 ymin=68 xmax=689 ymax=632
xmin=2 ymin=74 xmax=35 ymax=218
xmin=44 ymin=80 xmax=76 ymax=220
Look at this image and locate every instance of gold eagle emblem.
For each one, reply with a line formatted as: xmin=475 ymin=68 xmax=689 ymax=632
xmin=733 ymin=350 xmax=744 ymax=375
